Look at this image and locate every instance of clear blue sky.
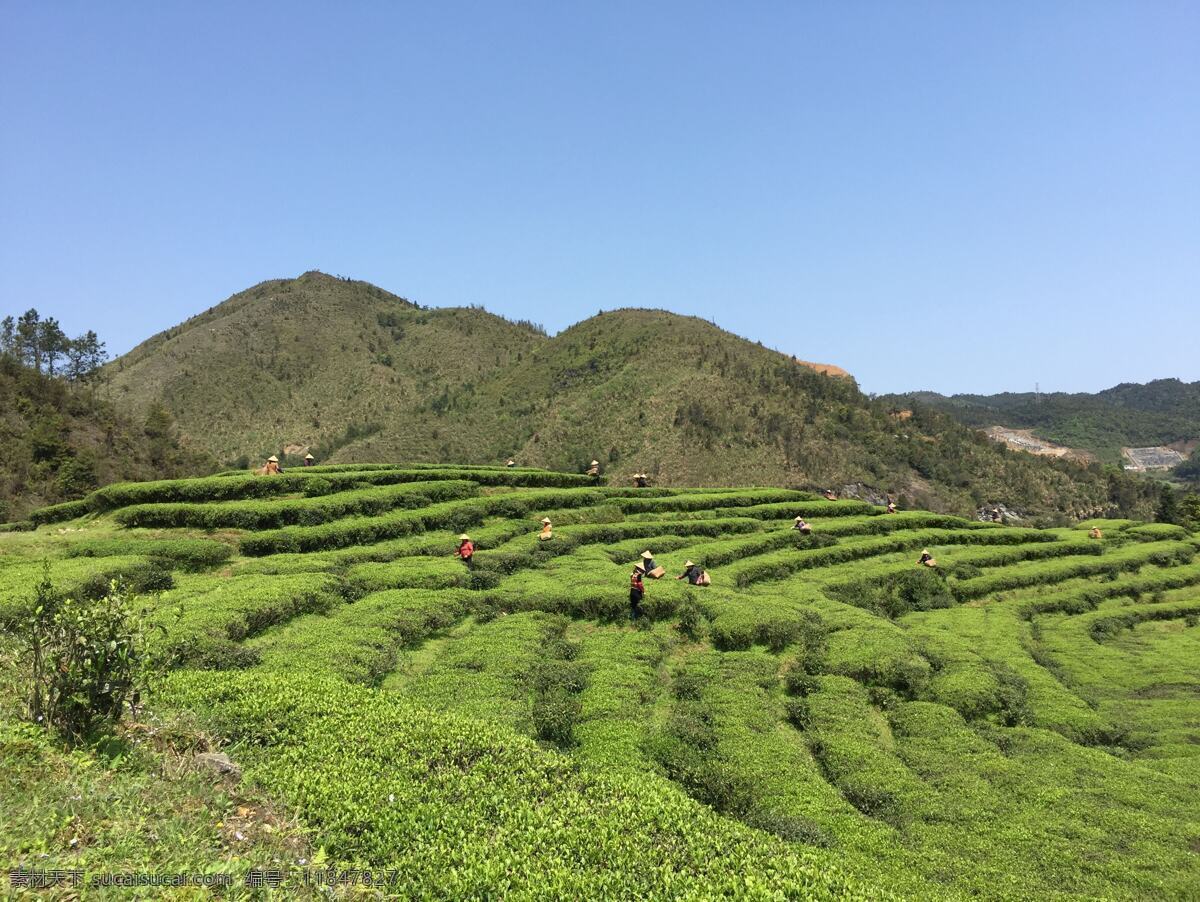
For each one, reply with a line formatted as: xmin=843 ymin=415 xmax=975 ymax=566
xmin=2 ymin=1 xmax=1197 ymax=395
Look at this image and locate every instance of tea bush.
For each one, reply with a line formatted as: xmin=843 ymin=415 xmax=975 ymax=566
xmin=5 ymin=466 xmax=1200 ymax=898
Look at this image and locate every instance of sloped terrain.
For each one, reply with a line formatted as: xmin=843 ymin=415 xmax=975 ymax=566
xmin=3 ymin=465 xmax=1198 ymax=897
xmin=106 ymin=272 xmax=541 ymax=465
xmin=0 ymin=356 xmax=214 ymax=521
xmin=890 ymin=379 xmax=1200 ymax=465
xmin=102 ymin=271 xmax=1160 ymax=520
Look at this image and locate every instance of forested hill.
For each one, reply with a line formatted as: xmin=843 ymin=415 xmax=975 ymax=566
xmin=103 ymin=271 xmax=1161 ymax=520
xmin=884 ymin=380 xmax=1200 ymax=464
xmin=0 ymin=357 xmax=215 ymax=522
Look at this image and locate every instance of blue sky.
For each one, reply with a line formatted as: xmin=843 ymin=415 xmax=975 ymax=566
xmin=2 ymin=1 xmax=1196 ymax=395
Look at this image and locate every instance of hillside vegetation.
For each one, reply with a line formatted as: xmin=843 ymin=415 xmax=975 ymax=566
xmin=2 ymin=465 xmax=1198 ymax=897
xmin=887 ymin=379 xmax=1200 ymax=464
xmin=0 ymin=356 xmax=214 ymax=522
xmin=104 ymin=271 xmax=1159 ymax=520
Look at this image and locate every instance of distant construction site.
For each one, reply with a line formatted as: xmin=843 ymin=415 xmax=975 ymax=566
xmin=1123 ymin=446 xmax=1187 ymax=471
xmin=985 ymin=427 xmax=1093 ymax=461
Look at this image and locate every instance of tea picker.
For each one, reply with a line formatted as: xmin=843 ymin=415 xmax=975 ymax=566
xmin=455 ymin=534 xmax=475 ymax=568
xmin=639 ymin=550 xmax=665 ymax=578
xmin=676 ymin=560 xmax=703 ymax=585
xmin=629 ymin=566 xmax=646 ymax=621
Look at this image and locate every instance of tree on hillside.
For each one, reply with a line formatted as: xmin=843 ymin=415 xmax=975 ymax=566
xmin=39 ymin=317 xmax=68 ymax=376
xmin=144 ymin=403 xmax=178 ymax=469
xmin=1155 ymin=484 xmax=1181 ymax=526
xmin=0 ymin=309 xmax=107 ymax=379
xmin=16 ymin=309 xmax=42 ymax=370
xmin=1178 ymin=493 xmax=1200 ymax=532
xmin=0 ymin=316 xmax=15 ymax=359
xmin=65 ymin=330 xmax=107 ymax=382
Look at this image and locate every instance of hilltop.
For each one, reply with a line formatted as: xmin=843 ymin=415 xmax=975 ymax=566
xmin=2 ymin=465 xmax=1198 ymax=896
xmin=886 ymin=379 xmax=1200 ymax=467
xmin=104 ymin=271 xmax=1160 ymax=520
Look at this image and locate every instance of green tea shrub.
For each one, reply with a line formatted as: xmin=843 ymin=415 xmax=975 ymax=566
xmin=671 ymin=668 xmax=711 ymax=701
xmin=709 ymin=618 xmax=755 ymax=651
xmin=0 ymin=556 xmax=164 ymax=625
xmin=66 ymin=537 xmax=232 ymax=570
xmin=240 ymin=489 xmax=605 ymax=555
xmin=532 ymin=692 xmax=581 ymax=747
xmin=784 ymin=696 xmax=811 ymax=728
xmin=27 ymin=499 xmax=91 ymax=525
xmin=156 ymin=671 xmax=868 ymax=898
xmin=89 ymin=468 xmax=597 ymax=512
xmin=829 ymin=568 xmax=954 ymax=618
xmin=743 ymin=808 xmax=832 ymax=847
xmin=675 ymin=597 xmax=709 ymax=641
xmin=152 ymin=573 xmax=342 ymax=668
xmin=115 ymin=480 xmax=476 ymax=530
xmin=21 ymin=574 xmax=153 ymax=743
xmin=614 ymin=489 xmax=808 ymax=515
xmin=79 ymin=562 xmax=173 ymax=597
xmin=529 ymin=637 xmax=590 ymax=750
xmin=348 ymin=558 xmax=470 ymax=592
xmin=302 ymin=477 xmax=334 ymax=496
xmin=757 ymin=616 xmax=801 ymax=653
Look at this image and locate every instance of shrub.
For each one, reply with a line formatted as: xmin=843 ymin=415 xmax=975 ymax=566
xmin=532 ymin=692 xmax=581 ymax=747
xmin=21 ymin=572 xmax=154 ymax=743
xmin=28 ymin=499 xmax=91 ymax=525
xmin=676 ymin=598 xmax=709 ymax=641
xmin=66 ymin=538 xmax=232 ymax=571
xmin=783 ymin=696 xmax=811 ymax=729
xmin=744 ymin=808 xmax=832 ymax=846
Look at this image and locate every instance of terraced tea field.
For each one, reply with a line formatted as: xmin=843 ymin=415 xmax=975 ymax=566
xmin=3 ymin=464 xmax=1199 ymax=898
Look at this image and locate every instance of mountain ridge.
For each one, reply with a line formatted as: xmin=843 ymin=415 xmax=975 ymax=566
xmin=885 ymin=378 xmax=1200 ymax=466
xmin=102 ymin=271 xmax=1161 ymax=519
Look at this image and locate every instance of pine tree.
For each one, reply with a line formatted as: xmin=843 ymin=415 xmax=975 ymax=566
xmin=39 ymin=318 xmax=68 ymax=376
xmin=1156 ymin=484 xmax=1181 ymax=525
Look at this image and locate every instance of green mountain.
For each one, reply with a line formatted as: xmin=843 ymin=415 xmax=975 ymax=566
xmin=105 ymin=271 xmax=1160 ymax=520
xmin=0 ymin=356 xmax=214 ymax=522
xmin=885 ymin=380 xmax=1200 ymax=465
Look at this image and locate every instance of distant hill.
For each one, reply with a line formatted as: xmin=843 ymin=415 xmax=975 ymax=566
xmin=0 ymin=356 xmax=215 ymax=521
xmin=104 ymin=271 xmax=1161 ymax=520
xmin=884 ymin=380 xmax=1200 ymax=466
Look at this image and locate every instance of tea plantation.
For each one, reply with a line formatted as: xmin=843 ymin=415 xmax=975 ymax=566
xmin=2 ymin=464 xmax=1199 ymax=898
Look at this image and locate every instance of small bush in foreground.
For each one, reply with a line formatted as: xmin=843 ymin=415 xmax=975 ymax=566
xmin=21 ymin=571 xmax=155 ymax=744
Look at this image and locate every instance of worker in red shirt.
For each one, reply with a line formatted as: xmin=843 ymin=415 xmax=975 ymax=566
xmin=455 ymin=534 xmax=475 ymax=569
xmin=629 ymin=566 xmax=645 ymax=621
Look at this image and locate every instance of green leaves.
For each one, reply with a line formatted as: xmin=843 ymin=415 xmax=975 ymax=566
xmin=19 ymin=577 xmax=152 ymax=744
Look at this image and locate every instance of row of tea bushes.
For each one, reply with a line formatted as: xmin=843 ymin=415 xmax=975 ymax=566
xmin=150 ymin=572 xmax=345 ymax=669
xmin=157 ymin=670 xmax=877 ymax=899
xmin=64 ymin=537 xmax=233 ymax=570
xmin=113 ymin=479 xmax=478 ymax=529
xmin=950 ymin=540 xmax=1197 ymax=600
xmin=248 ymin=589 xmax=474 ymax=684
xmin=239 ymin=489 xmax=608 ymax=555
xmin=84 ymin=467 xmax=599 ymax=511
